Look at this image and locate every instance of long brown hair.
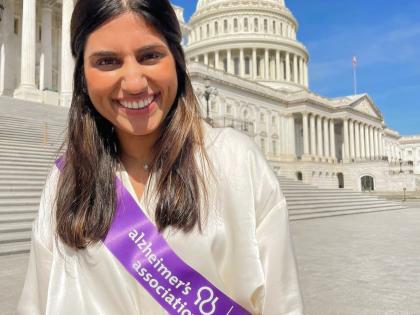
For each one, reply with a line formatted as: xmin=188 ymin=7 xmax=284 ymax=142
xmin=55 ymin=0 xmax=210 ymax=250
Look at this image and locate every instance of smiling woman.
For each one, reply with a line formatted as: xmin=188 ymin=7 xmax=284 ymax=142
xmin=17 ymin=0 xmax=303 ymax=314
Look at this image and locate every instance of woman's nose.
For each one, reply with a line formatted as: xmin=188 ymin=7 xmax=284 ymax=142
xmin=120 ymin=64 xmax=148 ymax=95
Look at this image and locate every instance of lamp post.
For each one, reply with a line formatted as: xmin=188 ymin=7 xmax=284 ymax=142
xmin=0 ymin=0 xmax=4 ymax=22
xmin=203 ymin=79 xmax=218 ymax=125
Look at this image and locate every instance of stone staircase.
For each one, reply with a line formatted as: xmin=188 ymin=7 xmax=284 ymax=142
xmin=0 ymin=96 xmax=411 ymax=255
xmin=278 ymin=175 xmax=408 ymax=220
xmin=0 ymin=96 xmax=67 ymax=256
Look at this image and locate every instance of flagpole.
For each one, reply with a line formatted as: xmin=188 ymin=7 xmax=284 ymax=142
xmin=352 ymin=56 xmax=357 ymax=95
xmin=353 ymin=65 xmax=357 ymax=95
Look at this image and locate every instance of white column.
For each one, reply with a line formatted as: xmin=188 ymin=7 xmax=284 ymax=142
xmin=204 ymin=53 xmax=209 ymax=65
xmin=379 ymin=131 xmax=384 ymax=158
xmin=287 ymin=114 xmax=296 ymax=159
xmin=364 ymin=124 xmax=371 ymax=159
xmin=310 ymin=114 xmax=316 ymax=157
xmin=239 ymin=48 xmax=244 ymax=77
xmin=355 ymin=121 xmax=361 ymax=160
xmin=343 ymin=119 xmax=350 ymax=161
xmin=227 ymin=49 xmax=232 ymax=74
xmin=329 ymin=119 xmax=336 ymax=161
xmin=0 ymin=0 xmax=16 ymax=96
xmin=374 ymin=128 xmax=380 ymax=160
xmin=275 ymin=50 xmax=280 ymax=81
xmin=323 ymin=117 xmax=330 ymax=160
xmin=299 ymin=57 xmax=304 ymax=85
xmin=369 ymin=126 xmax=375 ymax=160
xmin=302 ymin=112 xmax=310 ymax=158
xmin=316 ymin=115 xmax=323 ymax=158
xmin=304 ymin=61 xmax=308 ymax=87
xmin=60 ymin=0 xmax=75 ymax=107
xmin=264 ymin=49 xmax=269 ymax=80
xmin=285 ymin=52 xmax=290 ymax=82
xmin=349 ymin=119 xmax=355 ymax=160
xmin=252 ymin=48 xmax=257 ymax=80
xmin=215 ymin=51 xmax=220 ymax=70
xmin=360 ymin=123 xmax=366 ymax=160
xmin=40 ymin=1 xmax=53 ymax=91
xmin=293 ymin=54 xmax=298 ymax=84
xmin=14 ymin=0 xmax=42 ymax=102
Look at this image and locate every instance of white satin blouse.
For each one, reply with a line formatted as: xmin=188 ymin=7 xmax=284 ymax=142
xmin=17 ymin=126 xmax=303 ymax=315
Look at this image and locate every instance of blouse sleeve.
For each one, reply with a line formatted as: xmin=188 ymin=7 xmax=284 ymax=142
xmin=250 ymin=145 xmax=304 ymax=314
xmin=17 ymin=167 xmax=59 ymax=315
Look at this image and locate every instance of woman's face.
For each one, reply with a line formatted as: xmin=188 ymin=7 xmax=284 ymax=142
xmin=83 ymin=12 xmax=178 ymax=138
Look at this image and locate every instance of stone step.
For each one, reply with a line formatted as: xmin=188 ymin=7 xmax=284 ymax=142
xmin=0 ymin=205 xmax=38 ymax=214
xmin=0 ymin=213 xmax=36 ymax=224
xmin=289 ymin=207 xmax=405 ymax=221
xmin=0 ymin=151 xmax=58 ymax=160
xmin=0 ymin=192 xmax=41 ymax=198
xmin=0 ymin=139 xmax=62 ymax=150
xmin=0 ymin=241 xmax=31 ymax=256
xmin=0 ymin=185 xmax=43 ymax=193
xmin=0 ymin=165 xmax=50 ymax=173
xmin=286 ymin=198 xmax=388 ymax=207
xmin=0 ymin=175 xmax=48 ymax=181
xmin=0 ymin=159 xmax=54 ymax=167
xmin=0 ymin=179 xmax=46 ymax=186
xmin=0 ymin=169 xmax=49 ymax=176
xmin=288 ymin=203 xmax=405 ymax=213
xmin=0 ymin=146 xmax=61 ymax=157
xmin=0 ymin=231 xmax=32 ymax=244
xmin=0 ymin=119 xmax=65 ymax=130
xmin=284 ymin=194 xmax=372 ymax=201
xmin=0 ymin=222 xmax=32 ymax=233
xmin=0 ymin=198 xmax=41 ymax=207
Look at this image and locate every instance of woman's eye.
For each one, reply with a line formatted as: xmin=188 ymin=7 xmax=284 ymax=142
xmin=96 ymin=58 xmax=120 ymax=67
xmin=140 ymin=52 xmax=162 ymax=63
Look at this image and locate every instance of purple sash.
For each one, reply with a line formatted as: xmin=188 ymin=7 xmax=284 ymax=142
xmin=55 ymin=158 xmax=251 ymax=315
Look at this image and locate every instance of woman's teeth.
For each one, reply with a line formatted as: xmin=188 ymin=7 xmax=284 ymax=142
xmin=120 ymin=96 xmax=154 ymax=109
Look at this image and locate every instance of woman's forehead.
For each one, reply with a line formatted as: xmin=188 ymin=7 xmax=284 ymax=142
xmin=85 ymin=12 xmax=167 ymax=52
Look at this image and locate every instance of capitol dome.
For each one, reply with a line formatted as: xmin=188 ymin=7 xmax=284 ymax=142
xmin=196 ymin=0 xmax=285 ymax=10
xmin=185 ymin=0 xmax=309 ymax=91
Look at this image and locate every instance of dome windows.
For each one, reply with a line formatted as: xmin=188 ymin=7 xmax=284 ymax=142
xmin=244 ymin=18 xmax=249 ymax=32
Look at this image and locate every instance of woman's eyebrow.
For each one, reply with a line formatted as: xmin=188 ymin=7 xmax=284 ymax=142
xmin=88 ymin=44 xmax=167 ymax=60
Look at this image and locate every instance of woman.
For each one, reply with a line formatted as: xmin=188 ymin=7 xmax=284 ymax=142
xmin=18 ymin=0 xmax=303 ymax=314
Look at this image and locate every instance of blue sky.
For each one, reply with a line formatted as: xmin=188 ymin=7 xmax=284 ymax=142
xmin=171 ymin=0 xmax=420 ymax=136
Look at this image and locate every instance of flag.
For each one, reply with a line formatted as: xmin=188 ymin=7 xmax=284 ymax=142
xmin=352 ymin=56 xmax=358 ymax=67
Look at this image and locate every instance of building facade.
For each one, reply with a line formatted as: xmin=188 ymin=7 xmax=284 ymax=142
xmin=0 ymin=0 xmax=419 ymax=191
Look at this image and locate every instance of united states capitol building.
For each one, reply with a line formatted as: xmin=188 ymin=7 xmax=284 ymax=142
xmin=0 ymin=0 xmax=419 ymax=192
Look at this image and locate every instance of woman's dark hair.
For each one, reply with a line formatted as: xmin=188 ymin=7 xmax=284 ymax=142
xmin=55 ymin=0 xmax=210 ymax=249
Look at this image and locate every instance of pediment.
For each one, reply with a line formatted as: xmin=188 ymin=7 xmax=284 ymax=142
xmin=352 ymin=97 xmax=382 ymax=119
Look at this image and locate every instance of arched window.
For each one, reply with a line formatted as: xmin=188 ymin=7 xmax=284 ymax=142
xmin=273 ymin=21 xmax=276 ymax=33
xmin=223 ymin=58 xmax=228 ymax=72
xmin=214 ymin=21 xmax=218 ymax=35
xmin=260 ymin=113 xmax=265 ymax=123
xmin=234 ymin=18 xmax=238 ymax=32
xmin=244 ymin=18 xmax=249 ymax=32
xmin=206 ymin=24 xmax=210 ymax=37
xmin=224 ymin=19 xmax=228 ymax=33
xmin=264 ymin=19 xmax=268 ymax=32
xmin=254 ymin=18 xmax=259 ymax=32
